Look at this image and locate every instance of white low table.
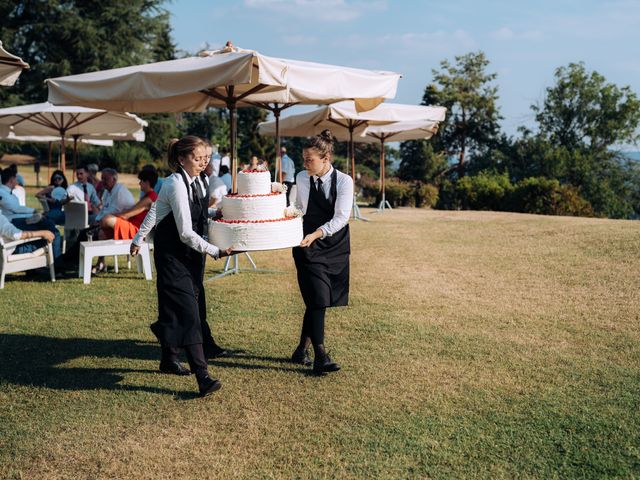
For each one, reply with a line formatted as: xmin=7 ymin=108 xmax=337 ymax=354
xmin=79 ymin=239 xmax=152 ymax=284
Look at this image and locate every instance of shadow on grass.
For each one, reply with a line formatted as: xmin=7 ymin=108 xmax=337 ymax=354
xmin=0 ymin=334 xmax=310 ymax=396
xmin=0 ymin=333 xmax=183 ymax=396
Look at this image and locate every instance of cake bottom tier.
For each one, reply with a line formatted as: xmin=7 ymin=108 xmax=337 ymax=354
xmin=208 ymin=216 xmax=303 ymax=251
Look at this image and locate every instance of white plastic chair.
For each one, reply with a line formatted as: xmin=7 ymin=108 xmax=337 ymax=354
xmin=62 ymin=201 xmax=89 ymax=254
xmin=0 ymin=235 xmax=55 ymax=288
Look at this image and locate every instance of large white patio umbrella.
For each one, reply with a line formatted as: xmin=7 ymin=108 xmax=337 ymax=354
xmin=0 ymin=102 xmax=147 ymax=174
xmin=46 ymin=44 xmax=401 ymax=191
xmin=0 ymin=131 xmax=116 ymax=180
xmin=0 ymin=41 xmax=29 ymax=86
xmin=258 ymin=101 xmax=446 ymax=219
xmin=361 ymin=120 xmax=439 ymax=212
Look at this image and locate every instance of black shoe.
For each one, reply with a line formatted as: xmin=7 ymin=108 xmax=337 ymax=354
xmin=197 ymin=375 xmax=222 ymax=397
xmin=313 ymin=352 xmax=341 ymax=375
xmin=204 ymin=344 xmax=229 ymax=359
xmin=291 ymin=347 xmax=312 ymax=366
xmin=159 ymin=360 xmax=191 ymax=376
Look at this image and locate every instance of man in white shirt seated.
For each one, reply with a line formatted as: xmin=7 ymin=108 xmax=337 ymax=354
xmin=0 ymin=166 xmax=62 ymax=259
xmin=67 ymin=165 xmax=102 ymax=223
xmin=94 ymin=168 xmax=135 ymax=224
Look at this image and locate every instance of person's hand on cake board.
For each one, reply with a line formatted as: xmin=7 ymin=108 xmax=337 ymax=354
xmin=300 ymin=228 xmax=323 ymax=248
xmin=219 ymin=246 xmax=245 ymax=257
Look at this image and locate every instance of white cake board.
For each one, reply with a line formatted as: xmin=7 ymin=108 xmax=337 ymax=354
xmin=207 ymin=252 xmax=284 ymax=281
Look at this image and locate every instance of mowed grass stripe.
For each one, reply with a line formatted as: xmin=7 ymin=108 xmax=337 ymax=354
xmin=1 ymin=208 xmax=638 ymax=479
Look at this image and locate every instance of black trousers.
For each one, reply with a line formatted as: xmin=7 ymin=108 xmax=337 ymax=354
xmin=301 ymin=307 xmax=326 ymax=346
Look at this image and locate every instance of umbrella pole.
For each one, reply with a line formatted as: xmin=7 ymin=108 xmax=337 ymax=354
xmin=349 ymin=122 xmax=369 ymax=222
xmin=377 ymin=137 xmax=391 ymax=212
xmin=73 ymin=135 xmax=79 ymax=177
xmin=48 ymin=141 xmax=52 ymax=179
xmin=229 ymin=100 xmax=238 ymax=194
xmin=60 ymin=134 xmax=66 ymax=176
xmin=275 ymin=107 xmax=282 ymax=183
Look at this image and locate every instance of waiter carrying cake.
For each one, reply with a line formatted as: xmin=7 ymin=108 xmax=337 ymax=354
xmin=135 ymin=136 xmax=234 ymax=397
xmin=291 ymin=129 xmax=354 ymax=374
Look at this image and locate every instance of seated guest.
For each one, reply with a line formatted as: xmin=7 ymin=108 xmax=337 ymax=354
xmin=90 ymin=168 xmax=135 ymax=273
xmin=0 ymin=166 xmax=62 ymax=259
xmin=67 ymin=165 xmax=102 ymax=223
xmin=11 ymin=164 xmax=27 ymax=206
xmin=138 ymin=164 xmax=164 ymax=199
xmin=95 ymin=168 xmax=135 ymax=223
xmin=36 ymin=169 xmax=69 ymax=225
xmin=219 ymin=165 xmax=232 ymax=192
xmin=86 ymin=163 xmax=104 ymax=199
xmin=0 ymin=211 xmax=55 ymax=255
xmin=99 ymin=168 xmax=158 ymax=240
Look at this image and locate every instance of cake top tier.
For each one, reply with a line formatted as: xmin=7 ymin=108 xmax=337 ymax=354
xmin=237 ymin=170 xmax=272 ymax=195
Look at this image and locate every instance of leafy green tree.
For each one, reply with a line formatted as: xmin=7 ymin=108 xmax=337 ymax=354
xmin=398 ymin=139 xmax=447 ymax=183
xmin=530 ymin=63 xmax=640 ymax=218
xmin=423 ymin=52 xmax=503 ymax=177
xmin=237 ymin=107 xmax=275 ymax=164
xmin=179 ymin=109 xmax=229 ymax=149
xmin=533 ymin=62 xmax=640 ymax=153
xmin=0 ymin=0 xmax=172 ymax=105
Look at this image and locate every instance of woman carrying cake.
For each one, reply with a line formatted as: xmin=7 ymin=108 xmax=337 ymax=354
xmin=291 ymin=129 xmax=354 ymax=374
xmin=133 ymin=136 xmax=233 ymax=397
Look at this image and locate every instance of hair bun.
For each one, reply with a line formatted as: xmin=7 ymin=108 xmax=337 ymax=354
xmin=319 ymin=129 xmax=333 ymax=143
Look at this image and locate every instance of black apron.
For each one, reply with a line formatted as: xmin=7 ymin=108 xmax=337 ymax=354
xmin=292 ymin=168 xmax=350 ymax=309
xmin=152 ymin=171 xmax=211 ymax=348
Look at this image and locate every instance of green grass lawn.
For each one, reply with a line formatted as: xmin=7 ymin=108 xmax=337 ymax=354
xmin=1 ymin=207 xmax=638 ymax=479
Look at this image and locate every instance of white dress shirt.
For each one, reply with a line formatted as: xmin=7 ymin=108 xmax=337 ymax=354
xmin=133 ymin=170 xmax=219 ymax=258
xmin=0 ymin=212 xmax=23 ymax=241
xmin=210 ymin=154 xmax=221 ymax=177
xmin=294 ymin=167 xmax=353 ymax=239
xmin=96 ymin=183 xmax=135 ymax=222
xmin=67 ymin=181 xmax=101 ymax=209
xmin=0 ymin=184 xmax=35 ymax=220
xmin=208 ymin=175 xmax=228 ymax=202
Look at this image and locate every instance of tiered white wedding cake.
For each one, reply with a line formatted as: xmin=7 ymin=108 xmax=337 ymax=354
xmin=208 ymin=169 xmax=303 ymax=251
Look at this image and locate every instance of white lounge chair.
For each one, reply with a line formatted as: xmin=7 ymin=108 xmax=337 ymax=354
xmin=0 ymin=235 xmax=55 ymax=288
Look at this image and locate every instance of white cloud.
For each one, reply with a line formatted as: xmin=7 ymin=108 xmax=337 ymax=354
xmin=336 ymin=30 xmax=476 ymax=56
xmin=489 ymin=27 xmax=543 ymax=41
xmin=282 ymin=34 xmax=318 ymax=46
xmin=243 ymin=0 xmax=386 ymax=22
xmin=489 ymin=27 xmax=514 ymax=40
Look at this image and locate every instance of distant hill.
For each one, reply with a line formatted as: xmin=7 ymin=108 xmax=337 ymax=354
xmin=621 ymin=151 xmax=640 ymax=162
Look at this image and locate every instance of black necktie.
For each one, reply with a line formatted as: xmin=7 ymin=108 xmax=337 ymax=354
xmin=191 ymin=179 xmax=201 ymax=202
xmin=316 ymin=178 xmax=323 ymax=196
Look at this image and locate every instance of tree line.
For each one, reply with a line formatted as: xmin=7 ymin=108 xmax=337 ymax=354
xmin=1 ymin=2 xmax=638 ymax=218
xmin=396 ymin=52 xmax=640 ymax=219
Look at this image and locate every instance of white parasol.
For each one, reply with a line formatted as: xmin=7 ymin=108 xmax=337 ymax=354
xmin=46 ymin=44 xmax=401 ymax=190
xmin=258 ymin=102 xmax=446 ymax=219
xmin=0 ymin=102 xmax=146 ymax=174
xmin=0 ymin=41 xmax=29 ymax=86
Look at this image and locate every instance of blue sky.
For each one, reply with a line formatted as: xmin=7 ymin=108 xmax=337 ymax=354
xmin=165 ymin=0 xmax=640 ymax=140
